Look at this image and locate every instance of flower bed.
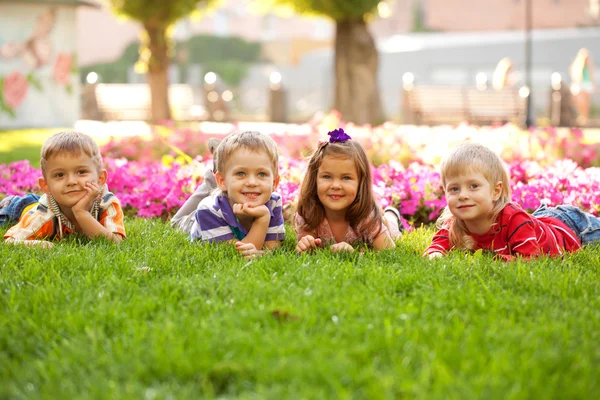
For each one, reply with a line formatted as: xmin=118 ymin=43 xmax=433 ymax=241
xmin=2 ymin=155 xmax=599 ymax=227
xmin=99 ymin=112 xmax=600 ymax=168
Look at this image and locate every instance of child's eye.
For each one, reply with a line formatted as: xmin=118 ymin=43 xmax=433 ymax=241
xmin=258 ymin=172 xmax=268 ymax=178
xmin=78 ymin=170 xmax=88 ymax=175
xmin=448 ymin=187 xmax=458 ymax=192
xmin=470 ymin=184 xmax=479 ymax=189
xmin=321 ymin=175 xmax=331 ymax=179
xmin=54 ymin=172 xmax=64 ymax=178
xmin=235 ymin=171 xmax=245 ymax=177
xmin=342 ymin=176 xmax=352 ymax=181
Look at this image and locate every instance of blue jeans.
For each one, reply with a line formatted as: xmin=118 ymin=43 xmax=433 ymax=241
xmin=532 ymin=204 xmax=600 ymax=245
xmin=0 ymin=194 xmax=40 ymax=225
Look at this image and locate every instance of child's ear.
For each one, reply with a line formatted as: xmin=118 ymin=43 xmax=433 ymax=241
xmin=38 ymin=176 xmax=51 ymax=195
xmin=493 ymin=181 xmax=503 ymax=201
xmin=98 ymin=169 xmax=107 ymax=186
xmin=273 ymin=175 xmax=280 ymax=191
xmin=215 ymin=171 xmax=227 ymax=191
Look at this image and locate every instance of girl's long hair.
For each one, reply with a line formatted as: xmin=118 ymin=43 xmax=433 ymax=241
xmin=436 ymin=142 xmax=512 ymax=250
xmin=295 ymin=140 xmax=382 ymax=243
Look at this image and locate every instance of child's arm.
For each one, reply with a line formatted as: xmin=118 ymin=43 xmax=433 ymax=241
xmin=502 ymin=212 xmax=544 ymax=259
xmin=263 ymin=240 xmax=281 ymax=250
xmin=424 ymin=228 xmax=451 ymax=258
xmin=72 ymin=183 xmax=123 ymax=243
xmin=372 ymin=230 xmax=396 ymax=251
xmin=233 ymin=203 xmax=271 ymax=250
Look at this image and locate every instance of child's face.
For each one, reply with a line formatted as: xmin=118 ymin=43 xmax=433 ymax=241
xmin=39 ymin=151 xmax=106 ymax=209
xmin=316 ymin=155 xmax=359 ymax=216
xmin=444 ymin=170 xmax=502 ymax=234
xmin=215 ymin=148 xmax=278 ymax=208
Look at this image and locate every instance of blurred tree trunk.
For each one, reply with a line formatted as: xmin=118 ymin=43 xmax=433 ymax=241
xmin=334 ymin=18 xmax=383 ymax=125
xmin=144 ymin=22 xmax=171 ymax=122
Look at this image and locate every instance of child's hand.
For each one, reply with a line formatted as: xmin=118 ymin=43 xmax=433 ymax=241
xmin=331 ymin=242 xmax=354 ymax=253
xmin=233 ymin=203 xmax=269 ymax=219
xmin=235 ymin=241 xmax=264 ymax=260
xmin=296 ymin=235 xmax=322 ymax=253
xmin=428 ymin=252 xmax=443 ymax=259
xmin=72 ymin=181 xmax=101 ymax=216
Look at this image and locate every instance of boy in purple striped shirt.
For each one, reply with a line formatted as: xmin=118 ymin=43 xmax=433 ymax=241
xmin=190 ymin=131 xmax=285 ymax=259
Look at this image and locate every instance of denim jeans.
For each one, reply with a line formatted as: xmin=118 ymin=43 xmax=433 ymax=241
xmin=532 ymin=204 xmax=600 ymax=245
xmin=0 ymin=194 xmax=40 ymax=225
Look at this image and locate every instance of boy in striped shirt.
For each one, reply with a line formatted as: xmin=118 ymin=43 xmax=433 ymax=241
xmin=425 ymin=142 xmax=600 ymax=261
xmin=190 ymin=131 xmax=285 ymax=259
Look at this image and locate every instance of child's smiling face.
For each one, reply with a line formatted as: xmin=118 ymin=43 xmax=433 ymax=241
xmin=39 ymin=151 xmax=106 ymax=209
xmin=215 ymin=148 xmax=279 ymax=208
xmin=444 ymin=169 xmax=502 ymax=235
xmin=316 ymin=155 xmax=359 ymax=217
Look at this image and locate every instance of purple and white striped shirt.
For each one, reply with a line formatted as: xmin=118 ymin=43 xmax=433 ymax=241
xmin=190 ymin=193 xmax=285 ymax=243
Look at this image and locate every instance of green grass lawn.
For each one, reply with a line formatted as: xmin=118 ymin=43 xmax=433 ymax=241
xmin=1 ymin=219 xmax=599 ymax=399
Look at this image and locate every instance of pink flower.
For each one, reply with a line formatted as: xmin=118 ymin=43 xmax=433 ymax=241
xmin=2 ymin=72 xmax=28 ymax=109
xmin=53 ymin=53 xmax=72 ymax=85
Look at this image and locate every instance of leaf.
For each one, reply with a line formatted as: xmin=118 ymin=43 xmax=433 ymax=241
xmin=26 ymin=73 xmax=43 ymax=91
xmin=66 ymin=84 xmax=73 ymax=95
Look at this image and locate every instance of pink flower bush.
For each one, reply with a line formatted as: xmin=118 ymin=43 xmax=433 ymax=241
xmin=100 ymin=116 xmax=600 ymax=168
xmin=2 ymin=156 xmax=599 ymax=225
xmin=2 ymin=71 xmax=28 ymax=109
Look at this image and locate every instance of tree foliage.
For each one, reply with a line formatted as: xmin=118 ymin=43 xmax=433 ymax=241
xmin=259 ymin=0 xmax=380 ymax=21
xmin=107 ymin=0 xmax=204 ymax=28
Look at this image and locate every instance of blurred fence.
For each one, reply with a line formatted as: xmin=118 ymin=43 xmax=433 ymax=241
xmin=81 ymin=82 xmax=600 ymax=127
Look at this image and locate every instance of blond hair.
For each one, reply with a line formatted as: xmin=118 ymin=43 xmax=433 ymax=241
xmin=214 ymin=131 xmax=279 ymax=177
xmin=40 ymin=131 xmax=103 ymax=177
xmin=436 ymin=142 xmax=512 ymax=250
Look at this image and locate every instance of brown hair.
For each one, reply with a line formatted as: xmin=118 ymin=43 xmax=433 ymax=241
xmin=213 ymin=131 xmax=279 ymax=177
xmin=40 ymin=131 xmax=103 ymax=177
xmin=436 ymin=142 xmax=512 ymax=250
xmin=296 ymin=140 xmax=382 ymax=243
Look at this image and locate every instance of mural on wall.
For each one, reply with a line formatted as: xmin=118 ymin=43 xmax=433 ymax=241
xmin=0 ymin=5 xmax=78 ymax=127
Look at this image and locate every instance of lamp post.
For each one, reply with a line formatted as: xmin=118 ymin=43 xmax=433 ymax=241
xmin=525 ymin=0 xmax=534 ymax=128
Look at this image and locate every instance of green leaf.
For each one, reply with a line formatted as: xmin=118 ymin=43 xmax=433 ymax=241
xmin=26 ymin=73 xmax=44 ymax=92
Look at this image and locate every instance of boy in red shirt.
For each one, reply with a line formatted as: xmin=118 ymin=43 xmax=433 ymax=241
xmin=425 ymin=142 xmax=599 ymax=261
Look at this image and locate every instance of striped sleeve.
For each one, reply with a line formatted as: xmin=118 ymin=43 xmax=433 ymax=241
xmin=503 ymin=210 xmax=544 ymax=258
xmin=4 ymin=207 xmax=55 ymax=241
xmin=191 ymin=199 xmax=234 ymax=243
xmin=99 ymin=198 xmax=126 ymax=238
xmin=424 ymin=228 xmax=451 ymax=256
xmin=265 ymin=194 xmax=285 ymax=242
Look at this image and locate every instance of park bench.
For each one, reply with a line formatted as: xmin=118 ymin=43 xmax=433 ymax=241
xmin=93 ymin=84 xmax=201 ymax=121
xmin=403 ymin=85 xmax=526 ymax=126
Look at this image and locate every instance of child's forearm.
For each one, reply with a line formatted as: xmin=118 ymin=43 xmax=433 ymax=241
xmin=373 ymin=231 xmax=396 ymax=250
xmin=263 ymin=240 xmax=281 ymax=250
xmin=240 ymin=215 xmax=270 ymax=249
xmin=73 ymin=211 xmax=123 ymax=243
